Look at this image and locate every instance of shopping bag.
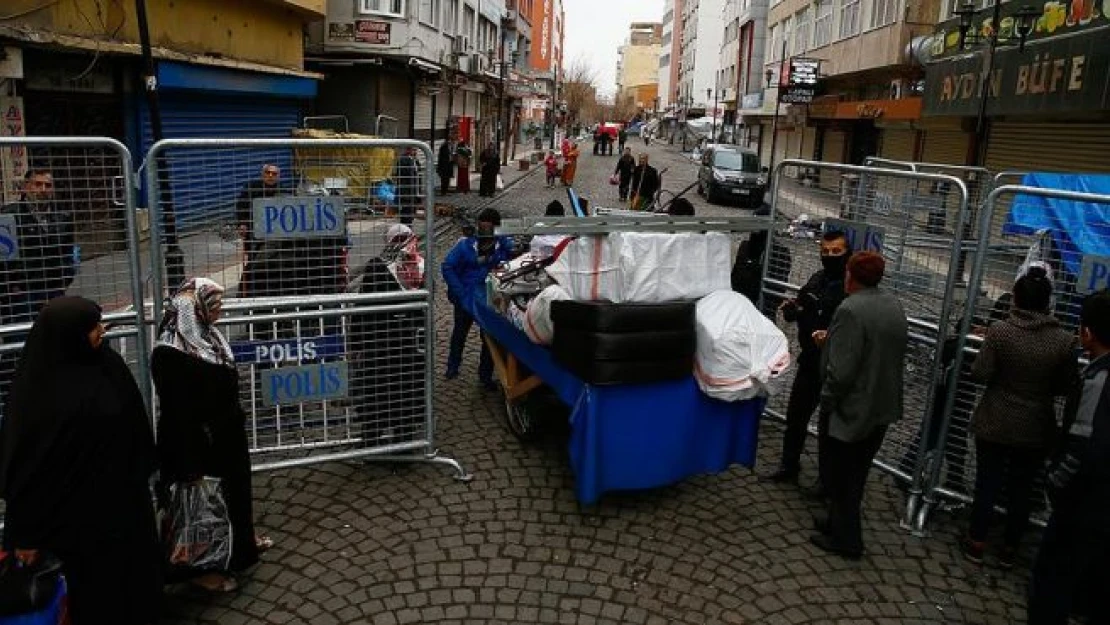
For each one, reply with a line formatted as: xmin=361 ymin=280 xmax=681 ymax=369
xmin=608 ymin=174 xmax=619 ymax=185
xmin=0 ymin=552 xmax=62 ymax=619
xmin=496 ymin=174 xmax=505 ymax=190
xmin=375 ymin=181 xmax=397 ymax=206
xmin=162 ymin=478 xmax=232 ymax=571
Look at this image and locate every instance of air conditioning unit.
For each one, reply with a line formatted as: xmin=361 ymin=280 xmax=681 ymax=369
xmin=471 ymin=53 xmax=487 ymax=74
xmin=890 ymin=78 xmax=905 ymax=100
xmin=452 ymin=36 xmax=470 ymax=54
xmin=503 ymin=10 xmax=518 ymax=29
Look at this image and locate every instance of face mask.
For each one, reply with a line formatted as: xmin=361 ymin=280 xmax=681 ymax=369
xmin=821 ymin=253 xmax=848 ymax=278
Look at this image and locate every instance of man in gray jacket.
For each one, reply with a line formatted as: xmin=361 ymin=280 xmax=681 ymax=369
xmin=811 ymin=251 xmax=907 ymax=559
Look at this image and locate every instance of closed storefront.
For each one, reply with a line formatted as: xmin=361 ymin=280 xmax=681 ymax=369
xmin=920 ymin=127 xmax=970 ymax=166
xmin=986 ymin=122 xmax=1110 ymax=175
xmin=879 ymin=128 xmax=918 ymax=162
xmin=818 ymin=129 xmax=848 ymax=189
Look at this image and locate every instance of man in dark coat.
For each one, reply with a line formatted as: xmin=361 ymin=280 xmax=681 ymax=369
xmin=235 ymin=163 xmax=288 ymax=296
xmin=1028 ymin=289 xmax=1110 ymax=625
xmin=766 ymin=229 xmax=849 ymax=486
xmin=613 ymin=148 xmax=636 ymax=202
xmin=812 ymin=251 xmax=907 ymax=559
xmin=479 ymin=143 xmax=500 ymax=198
xmin=0 ymin=168 xmax=77 ymax=326
xmin=618 ymin=126 xmax=628 ymax=153
xmin=394 ymin=147 xmax=421 ymax=226
xmin=436 ymin=141 xmax=454 ymax=196
xmin=630 ymin=154 xmax=661 ymax=211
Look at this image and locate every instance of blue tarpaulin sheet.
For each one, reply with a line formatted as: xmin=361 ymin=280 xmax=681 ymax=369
xmin=469 ymin=297 xmax=763 ymax=505
xmin=1005 ymin=173 xmax=1110 ymax=275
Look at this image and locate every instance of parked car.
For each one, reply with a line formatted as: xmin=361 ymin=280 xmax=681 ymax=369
xmin=697 ymin=145 xmax=768 ymax=208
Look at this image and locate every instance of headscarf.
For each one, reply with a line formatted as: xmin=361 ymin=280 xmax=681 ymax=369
xmin=380 ymin=225 xmax=425 ymax=290
xmin=157 ymin=278 xmax=235 ymax=368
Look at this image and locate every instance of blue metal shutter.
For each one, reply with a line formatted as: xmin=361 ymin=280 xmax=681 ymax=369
xmin=140 ymin=95 xmax=301 ymax=230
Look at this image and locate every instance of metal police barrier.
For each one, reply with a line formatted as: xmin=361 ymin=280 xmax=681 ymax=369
xmin=144 ymin=138 xmax=469 ymax=479
xmin=0 ymin=136 xmax=150 ymax=408
xmin=919 ymin=184 xmax=1110 ymax=532
xmin=765 ymin=160 xmax=970 ymax=534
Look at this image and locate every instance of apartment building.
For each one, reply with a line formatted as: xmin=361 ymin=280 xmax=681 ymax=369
xmin=722 ymin=0 xmax=769 ymax=144
xmin=922 ymin=1 xmax=1110 ymax=172
xmin=308 ymin=0 xmax=519 ymax=147
xmin=678 ymin=0 xmax=727 ymax=113
xmin=753 ymin=0 xmax=941 ymax=171
xmin=616 ymin=23 xmax=663 ymax=115
xmin=658 ymin=0 xmax=685 ymax=112
xmin=522 ymin=0 xmax=565 ymax=137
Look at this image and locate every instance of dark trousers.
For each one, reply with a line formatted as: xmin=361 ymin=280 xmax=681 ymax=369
xmin=398 ymin=201 xmax=415 ymax=226
xmin=439 ymin=173 xmax=451 ymax=196
xmin=618 ymin=177 xmax=632 ymax=201
xmin=447 ymin=303 xmax=493 ymax=383
xmin=823 ymin=426 xmax=888 ymax=553
xmin=1028 ymin=497 xmax=1110 ymax=625
xmin=968 ymin=438 xmax=1044 ymax=548
xmin=780 ymin=359 xmax=823 ymax=474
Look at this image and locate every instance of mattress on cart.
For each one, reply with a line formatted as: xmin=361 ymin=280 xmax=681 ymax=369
xmin=546 ymin=231 xmax=731 ymax=303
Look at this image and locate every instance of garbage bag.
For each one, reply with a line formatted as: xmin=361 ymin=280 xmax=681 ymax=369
xmin=376 ymin=181 xmax=397 ymax=205
xmin=693 ymin=290 xmax=791 ymax=402
xmin=162 ymin=478 xmax=232 ymax=571
xmin=523 ymin=285 xmax=572 ymax=344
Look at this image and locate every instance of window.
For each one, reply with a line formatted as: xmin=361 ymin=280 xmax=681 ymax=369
xmin=869 ymin=0 xmax=898 ymax=27
xmin=463 ymin=5 xmax=475 ymax=39
xmin=359 ymin=0 xmax=405 ymax=17
xmin=794 ymin=7 xmax=810 ymax=53
xmin=418 ymin=0 xmax=439 ymax=26
xmin=767 ymin=24 xmax=780 ymax=62
xmin=813 ymin=0 xmax=833 ymax=45
xmin=781 ymin=17 xmax=793 ymax=56
xmin=444 ymin=0 xmax=459 ymax=33
xmin=839 ymin=0 xmax=860 ymax=38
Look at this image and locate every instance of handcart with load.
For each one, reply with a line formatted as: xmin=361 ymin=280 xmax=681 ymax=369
xmin=468 ymin=209 xmax=792 ymax=505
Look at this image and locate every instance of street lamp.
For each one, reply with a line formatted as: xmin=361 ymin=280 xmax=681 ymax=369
xmin=671 ymin=87 xmax=681 ymax=145
xmin=707 ymin=80 xmax=722 ymax=144
xmin=548 ymin=65 xmax=560 ymax=151
xmin=950 ymin=1 xmax=1039 ymax=280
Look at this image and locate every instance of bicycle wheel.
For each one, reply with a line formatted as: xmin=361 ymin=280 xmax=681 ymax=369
xmin=653 ymin=190 xmax=676 ymax=213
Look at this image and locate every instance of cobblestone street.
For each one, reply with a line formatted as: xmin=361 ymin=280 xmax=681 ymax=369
xmin=162 ymin=139 xmax=1035 ymax=625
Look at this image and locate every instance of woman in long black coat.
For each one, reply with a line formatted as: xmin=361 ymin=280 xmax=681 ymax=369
xmin=0 ymin=296 xmax=162 ymax=624
xmin=479 ymin=143 xmax=500 ymax=197
xmin=152 ymin=278 xmax=264 ymax=592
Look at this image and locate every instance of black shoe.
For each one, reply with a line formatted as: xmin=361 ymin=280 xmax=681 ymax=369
xmin=809 ymin=533 xmax=862 ymax=560
xmin=997 ymin=545 xmax=1016 ymax=570
xmin=763 ymin=467 xmax=799 ymax=484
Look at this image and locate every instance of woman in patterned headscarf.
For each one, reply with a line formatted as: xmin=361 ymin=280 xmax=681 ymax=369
xmin=152 ymin=278 xmax=268 ymax=593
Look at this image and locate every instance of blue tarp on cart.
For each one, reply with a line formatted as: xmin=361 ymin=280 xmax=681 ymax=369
xmin=469 ymin=297 xmax=764 ymax=505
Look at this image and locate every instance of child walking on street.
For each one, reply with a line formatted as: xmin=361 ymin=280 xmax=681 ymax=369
xmin=544 ymin=151 xmax=559 ymax=188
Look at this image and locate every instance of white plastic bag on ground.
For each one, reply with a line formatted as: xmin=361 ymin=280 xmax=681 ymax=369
xmin=545 ymin=232 xmax=731 ymax=302
xmin=693 ymin=290 xmax=792 ymax=402
xmin=523 ymin=284 xmax=572 ymax=344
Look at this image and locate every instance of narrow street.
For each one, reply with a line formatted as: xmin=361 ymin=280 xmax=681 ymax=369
xmin=160 ymin=139 xmax=1031 ymax=625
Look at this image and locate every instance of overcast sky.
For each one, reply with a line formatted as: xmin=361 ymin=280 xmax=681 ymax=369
xmin=562 ymin=0 xmax=664 ymax=98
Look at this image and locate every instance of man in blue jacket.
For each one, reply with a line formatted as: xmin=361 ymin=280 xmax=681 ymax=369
xmin=442 ymin=208 xmax=513 ymax=388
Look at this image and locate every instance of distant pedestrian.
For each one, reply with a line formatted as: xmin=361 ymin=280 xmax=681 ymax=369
xmin=0 ymin=297 xmax=162 ymax=624
xmin=153 ymin=278 xmax=269 ymax=593
xmin=562 ymin=142 xmax=580 ymax=186
xmin=561 ymin=136 xmax=571 ymax=160
xmin=630 ymin=154 xmax=661 ymax=210
xmin=234 ymin=163 xmax=290 ymax=296
xmin=618 ymin=126 xmax=628 ymax=153
xmin=437 ymin=141 xmax=454 ymax=196
xmin=455 ymin=141 xmax=473 ymax=194
xmin=544 ymin=150 xmax=560 ymax=188
xmin=1028 ymin=289 xmax=1110 ymax=625
xmin=812 ymin=252 xmax=907 ymax=559
xmin=614 ymin=148 xmax=635 ymax=202
xmin=442 ymin=209 xmax=514 ymax=389
xmin=479 ymin=143 xmax=500 ymax=198
xmin=962 ymin=267 xmax=1078 ymax=567
xmin=393 ymin=147 xmax=421 ymax=226
xmin=592 ymin=127 xmax=602 ymax=155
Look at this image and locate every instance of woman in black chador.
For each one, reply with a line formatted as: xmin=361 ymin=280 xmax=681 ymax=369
xmin=0 ymin=296 xmax=162 ymax=624
xmin=152 ymin=278 xmax=268 ymax=593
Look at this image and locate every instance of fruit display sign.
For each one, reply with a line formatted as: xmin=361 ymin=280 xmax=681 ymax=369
xmin=930 ymin=0 xmax=1104 ymax=59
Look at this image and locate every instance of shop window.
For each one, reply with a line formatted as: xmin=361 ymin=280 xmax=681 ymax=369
xmin=359 ymin=0 xmax=405 ymax=18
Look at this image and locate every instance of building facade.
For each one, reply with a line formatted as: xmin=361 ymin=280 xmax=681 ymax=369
xmin=921 ymin=2 xmax=1110 ymax=173
xmin=658 ymin=0 xmax=685 ymax=111
xmin=616 ymin=23 xmax=663 ymax=116
xmin=723 ymin=0 xmax=769 ymax=144
xmin=523 ymin=0 xmax=565 ymax=140
xmin=678 ymin=0 xmax=727 ymax=113
xmin=753 ymin=0 xmax=940 ymax=173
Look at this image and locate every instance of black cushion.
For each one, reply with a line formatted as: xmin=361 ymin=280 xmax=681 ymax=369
xmin=553 ymin=328 xmax=695 ymax=361
xmin=553 ymin=350 xmax=693 ymax=386
xmin=550 ymin=300 xmax=695 ymax=334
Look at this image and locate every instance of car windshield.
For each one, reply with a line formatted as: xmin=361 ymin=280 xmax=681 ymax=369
xmin=713 ymin=150 xmax=760 ymax=172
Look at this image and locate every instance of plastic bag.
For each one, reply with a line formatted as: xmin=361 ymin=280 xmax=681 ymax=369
xmin=496 ymin=174 xmax=505 ymax=190
xmin=523 ymin=285 xmax=572 ymax=344
xmin=163 ymin=478 xmax=232 ymax=571
xmin=608 ymin=174 xmax=619 ymax=185
xmin=376 ymin=181 xmax=397 ymax=205
xmin=693 ymin=291 xmax=792 ymax=402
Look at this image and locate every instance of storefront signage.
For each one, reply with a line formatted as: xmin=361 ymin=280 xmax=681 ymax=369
xmin=826 ymin=219 xmax=885 ymax=253
xmin=25 ymin=67 xmax=113 ymax=94
xmin=779 ymin=58 xmax=820 ymax=104
xmin=930 ymin=0 xmax=1105 ymax=60
xmin=231 ymin=334 xmax=346 ymax=365
xmin=260 ymin=362 xmax=348 ymax=407
xmin=0 ymin=214 xmax=20 ymax=261
xmin=923 ymin=27 xmax=1109 ymax=116
xmin=741 ymin=93 xmax=763 ymax=110
xmin=355 ymin=20 xmax=391 ymax=45
xmin=252 ymin=196 xmax=347 ymax=240
xmin=0 ymin=47 xmax=22 ymax=80
xmin=0 ymin=97 xmax=26 ymax=205
xmin=328 ymin=22 xmax=355 ymax=40
xmin=1078 ymin=255 xmax=1110 ymax=295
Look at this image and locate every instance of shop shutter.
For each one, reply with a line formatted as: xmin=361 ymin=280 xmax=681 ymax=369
xmin=986 ymin=122 xmax=1110 ymax=175
xmin=376 ymin=73 xmax=411 ymax=138
xmin=879 ymin=128 xmax=917 ymax=162
xmin=139 ymin=94 xmax=301 ymax=230
xmin=800 ymin=125 xmax=818 ymax=161
xmin=819 ymin=129 xmax=848 ymax=190
xmin=921 ymin=129 xmax=970 ymax=167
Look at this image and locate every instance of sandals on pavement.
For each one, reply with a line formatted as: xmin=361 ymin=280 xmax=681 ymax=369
xmin=255 ymin=535 xmax=275 ymax=553
xmin=191 ymin=574 xmax=239 ymax=593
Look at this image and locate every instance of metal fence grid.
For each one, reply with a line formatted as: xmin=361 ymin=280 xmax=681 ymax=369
xmin=766 ymin=160 xmax=970 ymax=532
xmin=144 ymin=138 xmax=468 ymax=479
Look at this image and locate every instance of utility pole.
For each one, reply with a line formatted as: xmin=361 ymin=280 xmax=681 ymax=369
xmin=767 ymin=39 xmax=787 ymax=174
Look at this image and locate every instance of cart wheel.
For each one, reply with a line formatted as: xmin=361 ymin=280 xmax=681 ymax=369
xmin=504 ymin=395 xmax=542 ymax=443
